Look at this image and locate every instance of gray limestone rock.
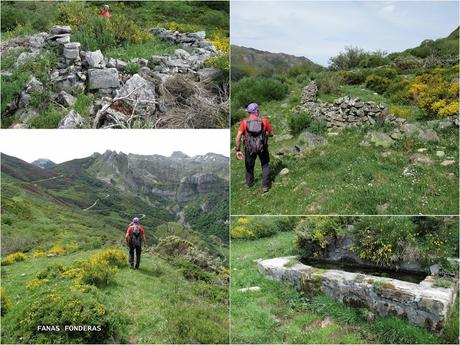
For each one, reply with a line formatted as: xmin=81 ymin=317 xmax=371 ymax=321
xmin=88 ymin=68 xmax=120 ymax=90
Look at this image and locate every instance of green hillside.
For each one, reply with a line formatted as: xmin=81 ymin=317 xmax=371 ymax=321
xmin=231 ymin=45 xmax=323 ymax=81
xmin=1 ymin=153 xmax=229 ymax=343
xmin=391 ymin=27 xmax=459 ymax=60
xmin=231 ymin=28 xmax=459 ymax=215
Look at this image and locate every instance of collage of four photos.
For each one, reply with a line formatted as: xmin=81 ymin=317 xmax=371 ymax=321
xmin=0 ymin=1 xmax=459 ymax=344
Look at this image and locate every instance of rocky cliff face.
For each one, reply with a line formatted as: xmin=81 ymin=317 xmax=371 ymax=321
xmin=86 ymin=150 xmax=228 ymax=201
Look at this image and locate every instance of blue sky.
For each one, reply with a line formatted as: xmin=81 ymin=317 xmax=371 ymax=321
xmin=231 ymin=1 xmax=459 ymax=66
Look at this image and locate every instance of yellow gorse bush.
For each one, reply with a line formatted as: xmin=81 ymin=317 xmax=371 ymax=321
xmin=408 ymin=66 xmax=459 ymax=118
xmin=389 ymin=105 xmax=412 ymax=119
xmin=0 ymin=287 xmax=12 ymax=316
xmin=89 ymin=248 xmax=128 ymax=268
xmin=165 ymin=21 xmax=202 ymax=33
xmin=26 ymin=278 xmax=50 ymax=289
xmin=1 ymin=251 xmax=27 ymax=265
xmin=31 ymin=250 xmax=46 ymax=258
xmin=47 ymin=244 xmax=65 ymax=256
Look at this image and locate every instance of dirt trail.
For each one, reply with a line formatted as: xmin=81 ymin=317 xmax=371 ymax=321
xmin=83 ymin=194 xmax=110 ymax=211
xmin=27 ymin=174 xmax=65 ymax=184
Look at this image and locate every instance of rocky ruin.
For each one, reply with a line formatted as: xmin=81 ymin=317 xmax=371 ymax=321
xmin=297 ymin=81 xmax=406 ymax=130
xmin=258 ymin=256 xmax=458 ymax=332
xmin=3 ymin=25 xmax=227 ymax=129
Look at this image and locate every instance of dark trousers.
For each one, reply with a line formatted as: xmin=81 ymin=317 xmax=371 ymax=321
xmin=245 ymin=147 xmax=270 ymax=188
xmin=129 ymin=244 xmax=142 ymax=268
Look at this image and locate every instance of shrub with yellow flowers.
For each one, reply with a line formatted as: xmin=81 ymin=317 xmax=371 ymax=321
xmin=47 ymin=244 xmax=65 ymax=256
xmin=1 ymin=287 xmax=12 ymax=316
xmin=295 ymin=217 xmax=344 ymax=257
xmin=1 ymin=251 xmax=27 ymax=266
xmin=408 ymin=66 xmax=459 ymax=118
xmin=14 ymin=280 xmax=119 ymax=344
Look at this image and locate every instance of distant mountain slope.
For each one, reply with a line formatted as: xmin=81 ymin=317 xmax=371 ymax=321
xmin=391 ymin=26 xmax=459 ymax=59
xmin=2 ymin=153 xmax=57 ymax=182
xmin=231 ymin=45 xmax=323 ymax=80
xmin=31 ymin=158 xmax=56 ymax=169
xmin=1 ymin=151 xmax=229 ymax=254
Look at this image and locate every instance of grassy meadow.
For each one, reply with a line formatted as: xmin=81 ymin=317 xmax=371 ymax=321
xmin=231 ymin=34 xmax=459 ymax=214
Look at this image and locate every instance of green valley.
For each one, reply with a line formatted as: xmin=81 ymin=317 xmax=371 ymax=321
xmin=1 ymin=151 xmax=229 ymax=343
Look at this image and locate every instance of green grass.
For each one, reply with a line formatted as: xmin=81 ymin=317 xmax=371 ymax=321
xmin=74 ymin=93 xmax=94 ymax=118
xmin=231 ymin=231 xmax=456 ymax=344
xmin=231 ymin=80 xmax=459 ymax=215
xmin=1 ymin=248 xmax=229 ymax=343
xmin=105 ymin=38 xmax=177 ymax=61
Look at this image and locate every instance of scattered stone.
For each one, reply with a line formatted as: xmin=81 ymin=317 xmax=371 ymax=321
xmin=280 ymin=168 xmax=289 ymax=175
xmin=441 ymin=160 xmax=455 ymax=166
xmin=18 ymin=109 xmax=39 ymax=123
xmin=436 ymin=151 xmax=445 ymax=158
xmin=410 ymin=153 xmax=433 ymax=165
xmin=25 ymin=76 xmax=43 ymax=93
xmin=381 ymin=151 xmax=392 ymax=158
xmin=85 ymin=49 xmax=105 ymax=68
xmin=175 ymin=48 xmax=190 ymax=59
xmin=367 ymin=131 xmax=394 ymax=148
xmin=298 ymin=131 xmax=327 ymax=147
xmin=418 ymin=129 xmax=439 ymax=143
xmin=438 ymin=120 xmax=453 ymax=130
xmin=430 ymin=264 xmax=441 ymax=276
xmin=47 ymin=253 xmax=57 ymax=257
xmin=49 ymin=25 xmax=71 ymax=35
xmin=63 ymin=42 xmax=80 ymax=60
xmin=88 ymin=68 xmax=120 ymax=90
xmin=390 ymin=130 xmax=402 ymax=140
xmin=56 ymin=91 xmax=76 ymax=107
xmin=11 ymin=123 xmax=30 ymax=129
xmin=417 ymin=148 xmax=428 ymax=153
xmin=58 ymin=110 xmax=84 ymax=129
xmin=197 ymin=67 xmax=222 ymax=82
xmin=238 ymin=286 xmax=261 ymax=292
xmin=400 ymin=123 xmax=421 ymax=136
xmin=115 ymin=59 xmax=128 ymax=71
xmin=14 ymin=51 xmax=40 ymax=68
xmin=115 ymin=73 xmax=156 ymax=114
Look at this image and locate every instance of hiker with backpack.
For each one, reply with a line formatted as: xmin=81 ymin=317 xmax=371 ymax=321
xmin=125 ymin=217 xmax=145 ymax=270
xmin=235 ymin=103 xmax=273 ymax=193
xmin=99 ymin=4 xmax=111 ymax=18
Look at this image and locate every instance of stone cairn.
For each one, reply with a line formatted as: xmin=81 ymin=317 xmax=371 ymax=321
xmin=297 ymin=81 xmax=407 ymax=130
xmin=7 ymin=25 xmax=222 ymax=129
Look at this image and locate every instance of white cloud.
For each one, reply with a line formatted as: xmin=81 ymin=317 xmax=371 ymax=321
xmin=231 ymin=1 xmax=459 ymax=66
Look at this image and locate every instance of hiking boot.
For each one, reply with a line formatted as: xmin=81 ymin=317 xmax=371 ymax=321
xmin=262 ymin=186 xmax=270 ymax=193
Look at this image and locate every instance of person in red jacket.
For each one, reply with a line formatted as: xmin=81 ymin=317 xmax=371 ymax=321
xmin=125 ymin=217 xmax=145 ymax=269
xmin=235 ymin=103 xmax=273 ymax=193
xmin=100 ymin=4 xmax=111 ymax=18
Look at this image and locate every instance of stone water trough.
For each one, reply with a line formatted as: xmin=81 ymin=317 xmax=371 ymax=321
xmin=257 ymin=256 xmax=458 ymax=331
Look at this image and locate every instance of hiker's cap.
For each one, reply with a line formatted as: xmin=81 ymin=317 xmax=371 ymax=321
xmin=245 ymin=103 xmax=259 ymax=115
xmin=133 ymin=217 xmax=140 ymax=224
